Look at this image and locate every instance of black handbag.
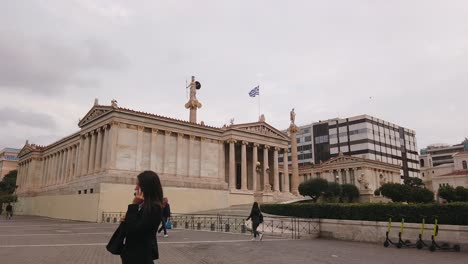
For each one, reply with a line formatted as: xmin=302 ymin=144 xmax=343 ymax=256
xmin=106 ymin=223 xmax=125 ymax=255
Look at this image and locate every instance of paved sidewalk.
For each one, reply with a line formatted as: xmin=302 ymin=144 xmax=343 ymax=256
xmin=0 ymin=216 xmax=466 ymax=264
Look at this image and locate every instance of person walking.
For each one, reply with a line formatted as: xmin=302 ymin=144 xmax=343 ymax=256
xmin=5 ymin=203 xmax=13 ymax=220
xmin=158 ymin=197 xmax=171 ymax=238
xmin=120 ymin=171 xmax=163 ymax=264
xmin=246 ymin=202 xmax=263 ymax=241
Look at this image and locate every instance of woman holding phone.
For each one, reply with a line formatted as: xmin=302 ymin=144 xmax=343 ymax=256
xmin=120 ymin=171 xmax=163 ymax=264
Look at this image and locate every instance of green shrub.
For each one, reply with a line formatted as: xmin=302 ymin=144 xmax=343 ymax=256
xmin=323 ymin=182 xmax=341 ymax=202
xmin=298 ymin=178 xmax=328 ymax=202
xmin=409 ymin=188 xmax=434 ymax=203
xmin=380 ymin=183 xmax=411 ymax=202
xmin=261 ymin=202 xmax=468 ymax=225
xmin=438 ymin=185 xmax=457 ymax=202
xmin=455 ymin=186 xmax=468 ymax=202
xmin=341 ymin=184 xmax=360 ymax=203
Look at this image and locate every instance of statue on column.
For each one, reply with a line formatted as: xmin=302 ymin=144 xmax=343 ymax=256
xmin=185 ymin=76 xmax=202 ymax=123
xmin=290 ymin=108 xmax=296 ymax=125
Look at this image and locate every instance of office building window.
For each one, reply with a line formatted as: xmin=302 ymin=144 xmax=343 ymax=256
xmin=305 ymin=136 xmax=312 ymax=142
xmin=315 ymin=135 xmax=329 ymax=144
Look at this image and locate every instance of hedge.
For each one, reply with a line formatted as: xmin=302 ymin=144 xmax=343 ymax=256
xmin=261 ymin=202 xmax=468 ymax=225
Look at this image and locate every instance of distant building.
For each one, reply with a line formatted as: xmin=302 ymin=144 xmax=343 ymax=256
xmin=420 ymin=138 xmax=468 ymax=167
xmin=281 ymin=115 xmax=420 ymax=178
xmin=0 ymin=148 xmax=20 ymax=180
xmin=289 ymin=153 xmax=400 ymax=202
xmin=420 ymin=151 xmax=468 ymax=196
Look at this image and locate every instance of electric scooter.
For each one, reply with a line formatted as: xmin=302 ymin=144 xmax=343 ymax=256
xmin=429 ymin=216 xmax=461 ymax=252
xmin=384 ymin=215 xmax=399 ymax=248
xmin=396 ymin=214 xmax=414 ymax=248
xmin=416 ymin=215 xmax=430 ymax=250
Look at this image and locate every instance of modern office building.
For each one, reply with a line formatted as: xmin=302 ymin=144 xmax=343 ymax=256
xmin=420 ymin=138 xmax=468 ymax=167
xmin=281 ymin=115 xmax=420 ymax=178
xmin=0 ymin=148 xmax=20 ymax=180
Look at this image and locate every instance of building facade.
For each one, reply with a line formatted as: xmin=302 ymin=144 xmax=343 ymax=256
xmin=289 ymin=153 xmax=400 ymax=202
xmin=420 ymin=139 xmax=468 ymax=167
xmin=281 ymin=115 xmax=420 ymax=179
xmin=420 ymin=151 xmax=468 ymax=195
xmin=16 ymin=99 xmax=299 ymax=222
xmin=0 ymin=148 xmax=20 ymax=180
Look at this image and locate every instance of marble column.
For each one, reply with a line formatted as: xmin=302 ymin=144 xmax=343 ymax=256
xmin=149 ymin=129 xmax=158 ymax=172
xmin=228 ymin=139 xmax=237 ymax=191
xmin=241 ymin=141 xmax=248 ymax=191
xmin=57 ymin=151 xmax=64 ymax=184
xmin=107 ymin=122 xmax=119 ymax=170
xmin=273 ymin=147 xmax=280 ymax=192
xmin=288 ymin=126 xmax=300 ymax=195
xmin=95 ymin=128 xmax=103 ymax=172
xmin=73 ymin=144 xmax=80 ymax=178
xmin=88 ymin=131 xmax=97 ymax=174
xmin=283 ymin=148 xmax=290 ymax=193
xmin=176 ymin=133 xmax=185 ymax=176
xmin=61 ymin=149 xmax=68 ymax=184
xmin=263 ymin=145 xmax=271 ymax=192
xmin=135 ymin=126 xmax=144 ymax=171
xmin=163 ymin=131 xmax=171 ymax=174
xmin=81 ymin=134 xmax=90 ymax=175
xmin=252 ymin=143 xmax=259 ymax=192
xmin=100 ymin=126 xmax=109 ymax=172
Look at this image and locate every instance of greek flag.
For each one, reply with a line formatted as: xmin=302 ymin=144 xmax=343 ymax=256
xmin=249 ymin=86 xmax=260 ymax=97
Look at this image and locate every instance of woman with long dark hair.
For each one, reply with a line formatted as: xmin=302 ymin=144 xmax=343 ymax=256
xmin=246 ymin=202 xmax=263 ymax=241
xmin=120 ymin=171 xmax=163 ymax=264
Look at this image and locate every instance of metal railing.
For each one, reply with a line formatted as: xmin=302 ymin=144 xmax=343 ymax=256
xmin=102 ymin=212 xmax=320 ymax=239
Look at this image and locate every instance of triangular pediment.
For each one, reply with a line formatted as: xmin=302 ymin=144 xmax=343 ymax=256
xmin=18 ymin=144 xmax=33 ymax=158
xmin=321 ymin=155 xmax=362 ymax=166
xmin=228 ymin=122 xmax=289 ymax=140
xmin=78 ymin=106 xmax=113 ymax=128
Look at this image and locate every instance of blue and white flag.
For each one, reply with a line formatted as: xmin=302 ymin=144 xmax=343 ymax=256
xmin=249 ymin=86 xmax=260 ymax=97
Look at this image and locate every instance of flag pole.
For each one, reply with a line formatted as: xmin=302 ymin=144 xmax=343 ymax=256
xmin=258 ymin=85 xmax=261 ymax=119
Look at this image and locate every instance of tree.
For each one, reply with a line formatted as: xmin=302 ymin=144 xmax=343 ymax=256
xmin=323 ymin=182 xmax=342 ymax=202
xmin=403 ymin=177 xmax=425 ymax=189
xmin=454 ymin=186 xmax=468 ymax=202
xmin=341 ymin=184 xmax=360 ymax=203
xmin=380 ymin=183 xmax=411 ymax=202
xmin=438 ymin=185 xmax=457 ymax=202
xmin=0 ymin=170 xmax=18 ymax=195
xmin=298 ymin=178 xmax=328 ymax=202
xmin=409 ymin=188 xmax=434 ymax=203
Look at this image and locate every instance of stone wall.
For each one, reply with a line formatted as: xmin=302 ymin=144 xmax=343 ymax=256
xmin=319 ymin=219 xmax=468 ymax=245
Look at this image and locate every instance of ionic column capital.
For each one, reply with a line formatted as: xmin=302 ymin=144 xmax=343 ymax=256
xmin=253 ymin=143 xmax=260 ymax=148
xmin=263 ymin=145 xmax=270 ymax=150
xmin=226 ymin=139 xmax=237 ymax=144
xmin=241 ymin=141 xmax=249 ymax=145
xmin=165 ymin=130 xmax=172 ymax=136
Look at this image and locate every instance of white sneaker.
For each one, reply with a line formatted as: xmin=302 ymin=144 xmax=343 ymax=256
xmin=251 ymin=237 xmax=256 ymax=241
xmin=164 ymin=234 xmax=168 ymax=238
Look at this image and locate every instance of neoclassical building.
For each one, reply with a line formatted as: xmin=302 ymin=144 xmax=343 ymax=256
xmin=16 ymin=78 xmax=299 ymax=222
xmin=291 ymin=153 xmax=401 ymax=202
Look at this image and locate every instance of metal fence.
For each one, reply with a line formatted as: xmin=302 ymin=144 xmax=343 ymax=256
xmin=102 ymin=212 xmax=320 ymax=240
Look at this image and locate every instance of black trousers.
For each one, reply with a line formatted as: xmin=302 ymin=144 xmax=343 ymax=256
xmin=252 ymin=222 xmax=260 ymax=237
xmin=158 ymin=217 xmax=167 ymax=235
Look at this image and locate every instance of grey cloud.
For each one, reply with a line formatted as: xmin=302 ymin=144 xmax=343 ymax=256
xmin=0 ymin=107 xmax=57 ymax=129
xmin=0 ymin=31 xmax=128 ymax=94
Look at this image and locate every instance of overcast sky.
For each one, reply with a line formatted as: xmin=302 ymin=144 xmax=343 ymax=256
xmin=1 ymin=0 xmax=467 ymax=151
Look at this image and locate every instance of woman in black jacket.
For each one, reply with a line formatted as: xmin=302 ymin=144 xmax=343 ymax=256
xmin=158 ymin=197 xmax=171 ymax=237
xmin=246 ymin=202 xmax=263 ymax=241
xmin=121 ymin=171 xmax=163 ymax=264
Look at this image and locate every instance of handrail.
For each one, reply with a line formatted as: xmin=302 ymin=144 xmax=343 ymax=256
xmin=102 ymin=211 xmax=320 ymax=239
